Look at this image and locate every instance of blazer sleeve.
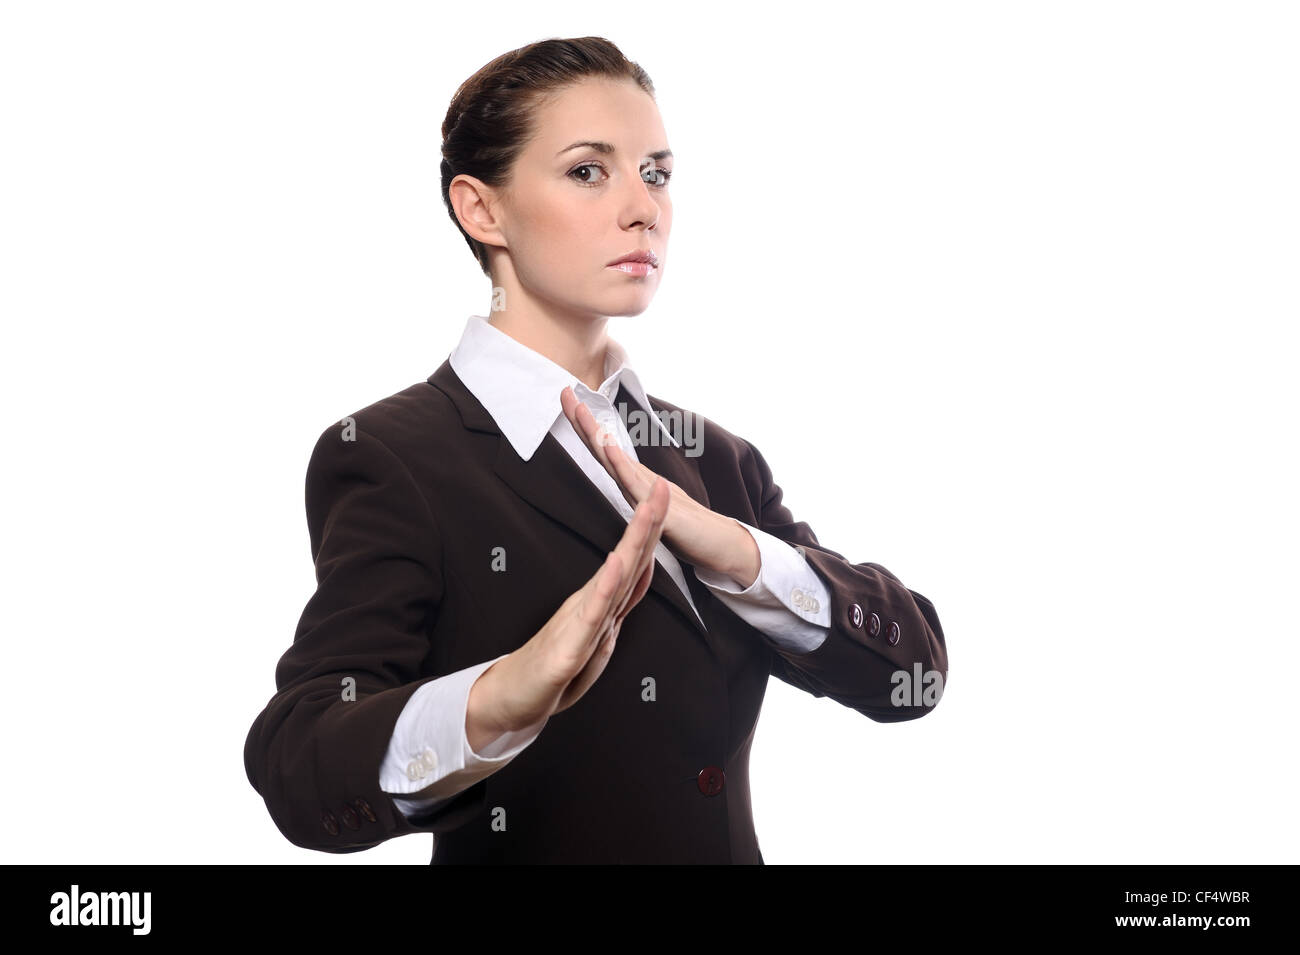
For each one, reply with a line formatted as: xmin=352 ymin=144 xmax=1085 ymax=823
xmin=243 ymin=422 xmax=488 ymax=852
xmin=739 ymin=438 xmax=949 ymax=722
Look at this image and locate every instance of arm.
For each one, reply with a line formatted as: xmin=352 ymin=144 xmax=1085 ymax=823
xmin=738 ymin=438 xmax=948 ymax=722
xmin=243 ymin=423 xmax=489 ymax=852
xmin=380 ymin=654 xmax=548 ymax=819
xmin=692 ymin=521 xmax=831 ymax=653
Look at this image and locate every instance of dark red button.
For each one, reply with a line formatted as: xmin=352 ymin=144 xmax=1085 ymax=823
xmin=887 ymin=620 xmax=901 ymax=645
xmin=340 ymin=804 xmax=361 ymax=830
xmin=868 ymin=612 xmax=882 ymax=637
xmin=697 ymin=766 xmax=725 ymax=796
xmin=354 ymin=797 xmax=377 ymax=823
xmin=848 ymin=602 xmax=864 ymax=629
xmin=320 ymin=809 xmax=339 ymax=836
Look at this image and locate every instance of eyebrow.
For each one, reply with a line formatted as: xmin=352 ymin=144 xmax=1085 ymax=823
xmin=556 ymin=140 xmax=673 ymax=161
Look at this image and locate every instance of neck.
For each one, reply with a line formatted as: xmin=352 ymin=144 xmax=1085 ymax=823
xmin=487 ymin=298 xmax=611 ymax=393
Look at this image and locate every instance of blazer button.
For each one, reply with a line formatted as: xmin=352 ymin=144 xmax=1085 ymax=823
xmin=697 ymin=766 xmax=725 ymax=796
xmin=848 ymin=602 xmax=864 ymax=629
xmin=887 ymin=620 xmax=901 ymax=645
xmin=354 ymin=797 xmax=377 ymax=823
xmin=340 ymin=804 xmax=361 ymax=831
xmin=320 ymin=809 xmax=339 ymax=836
xmin=868 ymin=612 xmax=882 ymax=637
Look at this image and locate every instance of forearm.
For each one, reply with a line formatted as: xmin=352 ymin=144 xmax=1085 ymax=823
xmin=679 ymin=503 xmax=761 ymax=589
xmin=465 ymin=656 xmax=510 ymax=753
xmin=381 ymin=654 xmax=549 ymax=822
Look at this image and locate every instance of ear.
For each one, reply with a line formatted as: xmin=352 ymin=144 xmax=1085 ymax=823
xmin=449 ymin=174 xmax=508 ymax=251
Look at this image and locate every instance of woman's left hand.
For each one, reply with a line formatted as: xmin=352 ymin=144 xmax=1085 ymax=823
xmin=560 ymin=385 xmax=760 ymax=589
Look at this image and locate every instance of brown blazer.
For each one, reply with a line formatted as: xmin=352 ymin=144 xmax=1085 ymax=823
xmin=243 ymin=359 xmax=948 ymax=863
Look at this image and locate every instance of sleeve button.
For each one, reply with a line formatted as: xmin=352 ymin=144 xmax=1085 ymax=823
xmin=887 ymin=620 xmax=901 ymax=645
xmin=868 ymin=612 xmax=882 ymax=637
xmin=848 ymin=602 xmax=864 ymax=629
xmin=354 ymin=797 xmax=377 ymax=823
xmin=320 ymin=809 xmax=339 ymax=836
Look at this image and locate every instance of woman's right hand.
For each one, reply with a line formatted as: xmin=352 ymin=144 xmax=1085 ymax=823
xmin=465 ymin=477 xmax=669 ymax=750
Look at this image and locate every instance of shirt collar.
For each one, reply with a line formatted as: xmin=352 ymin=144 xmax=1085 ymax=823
xmin=448 ymin=313 xmax=679 ymax=462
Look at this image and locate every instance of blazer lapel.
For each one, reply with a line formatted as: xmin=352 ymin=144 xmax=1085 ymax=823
xmin=428 ymin=360 xmax=710 ymax=640
xmin=618 ymin=385 xmax=711 ymax=516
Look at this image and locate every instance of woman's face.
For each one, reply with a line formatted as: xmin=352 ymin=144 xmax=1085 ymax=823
xmin=483 ymin=77 xmax=673 ymax=320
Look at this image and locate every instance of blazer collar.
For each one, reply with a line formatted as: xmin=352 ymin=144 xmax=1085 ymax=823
xmin=428 ymin=357 xmax=713 ymax=640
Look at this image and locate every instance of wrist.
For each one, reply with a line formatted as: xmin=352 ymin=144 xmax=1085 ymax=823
xmin=465 ymin=658 xmax=512 ymax=752
xmin=717 ymin=517 xmax=761 ymax=589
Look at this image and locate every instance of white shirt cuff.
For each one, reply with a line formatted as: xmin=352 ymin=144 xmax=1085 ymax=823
xmin=379 ymin=653 xmax=548 ymax=817
xmin=693 ymin=520 xmax=831 ymax=653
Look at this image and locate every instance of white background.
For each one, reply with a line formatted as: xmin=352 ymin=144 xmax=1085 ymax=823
xmin=2 ymin=1 xmax=1296 ymax=864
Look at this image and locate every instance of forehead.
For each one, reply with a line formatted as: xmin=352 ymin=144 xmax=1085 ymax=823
xmin=527 ymin=77 xmax=668 ymax=156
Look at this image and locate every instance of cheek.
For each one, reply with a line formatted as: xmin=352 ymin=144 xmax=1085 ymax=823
xmin=517 ymin=197 xmax=599 ymax=264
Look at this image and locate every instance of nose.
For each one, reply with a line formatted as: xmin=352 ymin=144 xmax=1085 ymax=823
xmin=621 ymin=169 xmax=662 ymax=231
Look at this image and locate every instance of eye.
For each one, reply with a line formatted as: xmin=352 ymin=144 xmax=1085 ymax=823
xmin=643 ymin=165 xmax=673 ymax=187
xmin=568 ymin=162 xmax=609 ymax=186
xmin=566 ymin=162 xmax=674 ymax=188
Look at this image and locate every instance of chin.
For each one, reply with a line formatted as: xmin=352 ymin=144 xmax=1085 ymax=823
xmin=601 ymin=293 xmax=656 ymax=318
xmin=544 ymin=280 xmax=658 ymax=321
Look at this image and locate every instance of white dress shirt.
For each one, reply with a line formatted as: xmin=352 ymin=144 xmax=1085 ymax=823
xmin=379 ymin=314 xmax=832 ymax=818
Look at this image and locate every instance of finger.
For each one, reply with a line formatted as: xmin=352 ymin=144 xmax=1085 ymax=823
xmin=559 ymin=614 xmax=623 ymax=712
xmin=575 ymin=400 xmax=623 ymax=471
xmin=612 ymin=532 xmax=656 ymax=623
xmin=559 ymin=386 xmax=583 ymax=443
xmin=561 ymin=387 xmax=606 ymax=462
xmin=621 ymin=476 xmax=667 ymax=588
xmin=577 ymin=497 xmax=656 ymax=655
xmin=604 ymin=442 xmax=651 ymax=503
xmin=612 ymin=477 xmax=668 ymax=620
xmin=571 ymin=565 xmax=626 ymax=688
xmin=562 ymin=387 xmax=644 ymax=507
xmin=578 ymin=551 xmax=623 ymax=649
xmin=615 ymin=555 xmax=655 ymax=625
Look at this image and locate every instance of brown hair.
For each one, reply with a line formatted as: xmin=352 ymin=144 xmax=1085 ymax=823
xmin=440 ymin=37 xmax=656 ymax=278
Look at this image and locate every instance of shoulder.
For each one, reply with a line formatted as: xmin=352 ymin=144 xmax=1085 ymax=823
xmin=306 ymin=380 xmax=459 ymax=470
xmin=643 ymin=391 xmax=757 ymax=471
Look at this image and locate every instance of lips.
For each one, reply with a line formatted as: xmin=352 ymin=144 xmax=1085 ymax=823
xmin=607 ymin=249 xmax=659 ymax=268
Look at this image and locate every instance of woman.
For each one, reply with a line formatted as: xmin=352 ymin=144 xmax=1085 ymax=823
xmin=243 ymin=36 xmax=948 ymax=864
